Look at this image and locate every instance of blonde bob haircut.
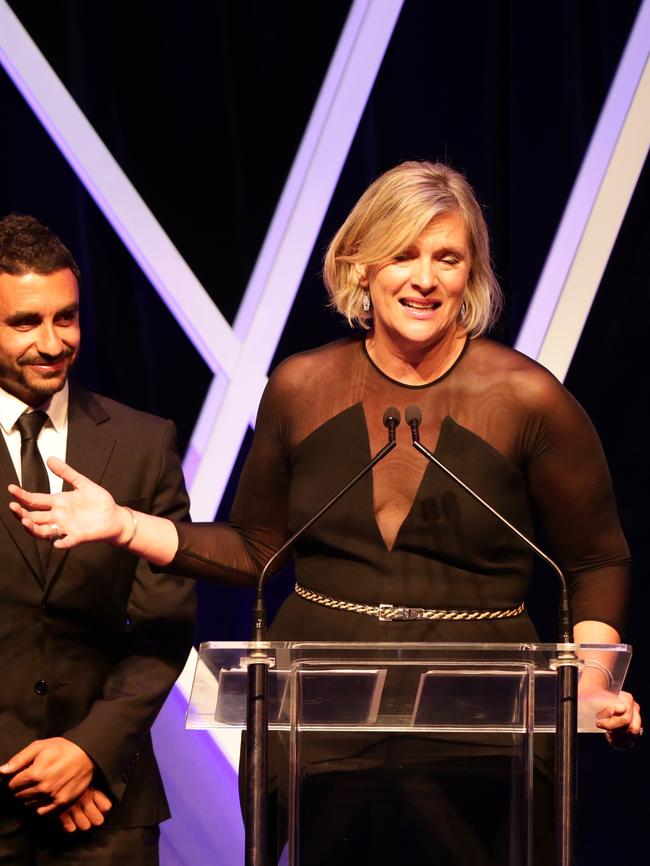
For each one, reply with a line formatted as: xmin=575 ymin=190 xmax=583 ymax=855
xmin=323 ymin=161 xmax=502 ymax=336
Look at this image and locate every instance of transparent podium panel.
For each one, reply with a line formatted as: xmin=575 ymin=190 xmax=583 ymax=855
xmin=187 ymin=642 xmax=631 ymax=866
xmin=287 ymin=658 xmax=534 ymax=866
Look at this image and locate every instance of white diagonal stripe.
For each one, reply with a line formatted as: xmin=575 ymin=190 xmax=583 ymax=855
xmin=516 ymin=0 xmax=650 ymax=380
xmin=536 ymin=55 xmax=650 ymax=379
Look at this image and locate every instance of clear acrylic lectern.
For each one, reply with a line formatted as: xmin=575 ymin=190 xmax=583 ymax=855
xmin=187 ymin=642 xmax=631 ymax=866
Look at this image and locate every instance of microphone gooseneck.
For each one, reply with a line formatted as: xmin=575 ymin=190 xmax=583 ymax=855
xmin=404 ymin=404 xmax=573 ymax=643
xmin=245 ymin=408 xmax=402 ymax=866
xmin=252 ymin=407 xmax=401 ymax=641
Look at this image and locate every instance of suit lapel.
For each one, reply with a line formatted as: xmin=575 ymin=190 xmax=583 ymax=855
xmin=0 ymin=432 xmax=44 ymax=582
xmin=44 ymin=383 xmax=116 ymax=588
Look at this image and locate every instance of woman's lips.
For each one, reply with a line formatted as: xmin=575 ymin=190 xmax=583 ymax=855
xmin=399 ymin=297 xmax=441 ymax=317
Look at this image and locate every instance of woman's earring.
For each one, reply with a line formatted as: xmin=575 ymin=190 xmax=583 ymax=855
xmin=362 ymin=291 xmax=371 ymax=313
xmin=459 ymin=299 xmax=467 ymax=320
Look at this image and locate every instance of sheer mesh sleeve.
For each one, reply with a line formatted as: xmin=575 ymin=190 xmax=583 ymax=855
xmin=169 ymin=362 xmax=294 ymax=585
xmin=518 ymin=371 xmax=630 ymax=633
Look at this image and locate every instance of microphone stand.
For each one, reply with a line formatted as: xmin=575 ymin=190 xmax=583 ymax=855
xmin=244 ymin=409 xmax=400 ymax=866
xmin=405 ymin=406 xmax=578 ymax=866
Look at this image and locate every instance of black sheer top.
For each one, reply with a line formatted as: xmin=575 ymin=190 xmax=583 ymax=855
xmin=170 ymin=335 xmax=630 ymax=638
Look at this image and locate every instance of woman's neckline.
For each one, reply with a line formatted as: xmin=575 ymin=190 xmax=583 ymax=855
xmin=361 ymin=333 xmax=470 ymax=389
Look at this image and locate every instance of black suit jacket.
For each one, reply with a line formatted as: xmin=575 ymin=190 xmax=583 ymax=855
xmin=0 ymin=382 xmax=196 ymax=833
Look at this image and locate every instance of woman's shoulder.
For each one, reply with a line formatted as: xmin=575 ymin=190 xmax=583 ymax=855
xmin=468 ymin=337 xmax=571 ymax=409
xmin=269 ymin=335 xmax=361 ymax=389
xmin=256 ymin=335 xmax=363 ymax=439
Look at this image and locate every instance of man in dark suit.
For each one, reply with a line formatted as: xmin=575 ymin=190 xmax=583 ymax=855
xmin=0 ymin=214 xmax=195 ymax=863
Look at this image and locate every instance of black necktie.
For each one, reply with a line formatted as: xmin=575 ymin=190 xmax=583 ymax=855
xmin=15 ymin=410 xmax=51 ymax=573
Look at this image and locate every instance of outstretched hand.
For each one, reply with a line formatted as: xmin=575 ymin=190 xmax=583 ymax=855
xmin=8 ymin=456 xmax=127 ymax=549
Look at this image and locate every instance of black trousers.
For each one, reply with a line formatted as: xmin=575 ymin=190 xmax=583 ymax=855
xmin=0 ymin=823 xmax=159 ymax=866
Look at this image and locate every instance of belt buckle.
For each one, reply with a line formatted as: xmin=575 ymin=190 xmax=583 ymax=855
xmin=378 ymin=604 xmax=413 ymax=621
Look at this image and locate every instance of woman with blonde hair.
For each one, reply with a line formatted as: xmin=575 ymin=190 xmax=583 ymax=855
xmin=324 ymin=160 xmax=501 ymax=337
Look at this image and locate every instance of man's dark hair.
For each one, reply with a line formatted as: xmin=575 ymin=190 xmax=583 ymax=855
xmin=0 ymin=213 xmax=81 ymax=282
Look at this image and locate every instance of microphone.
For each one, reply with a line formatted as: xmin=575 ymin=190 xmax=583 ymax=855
xmin=252 ymin=406 xmax=401 ymax=640
xmin=383 ymin=405 xmax=400 ymax=443
xmin=404 ymin=404 xmax=572 ymax=643
xmin=405 ymin=404 xmax=422 ymax=442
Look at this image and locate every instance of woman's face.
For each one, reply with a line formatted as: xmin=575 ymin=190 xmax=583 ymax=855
xmin=357 ymin=212 xmax=470 ymax=356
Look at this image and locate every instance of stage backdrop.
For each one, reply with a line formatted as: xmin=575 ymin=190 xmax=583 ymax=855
xmin=1 ymin=1 xmax=648 ymax=863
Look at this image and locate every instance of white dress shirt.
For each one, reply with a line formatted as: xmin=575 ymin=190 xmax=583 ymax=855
xmin=0 ymin=383 xmax=69 ymax=494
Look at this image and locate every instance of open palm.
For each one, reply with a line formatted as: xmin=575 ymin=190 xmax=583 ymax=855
xmin=8 ymin=457 xmax=123 ymax=548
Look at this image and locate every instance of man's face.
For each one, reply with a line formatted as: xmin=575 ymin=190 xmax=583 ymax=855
xmin=0 ymin=269 xmax=80 ymax=407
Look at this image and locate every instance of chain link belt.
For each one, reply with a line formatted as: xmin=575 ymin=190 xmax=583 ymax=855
xmin=294 ymin=582 xmax=525 ymax=622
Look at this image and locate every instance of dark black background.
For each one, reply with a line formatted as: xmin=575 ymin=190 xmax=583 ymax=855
xmin=2 ymin=1 xmax=647 ymax=858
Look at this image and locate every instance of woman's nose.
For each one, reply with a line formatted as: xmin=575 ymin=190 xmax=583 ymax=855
xmin=411 ymin=257 xmax=437 ymax=291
